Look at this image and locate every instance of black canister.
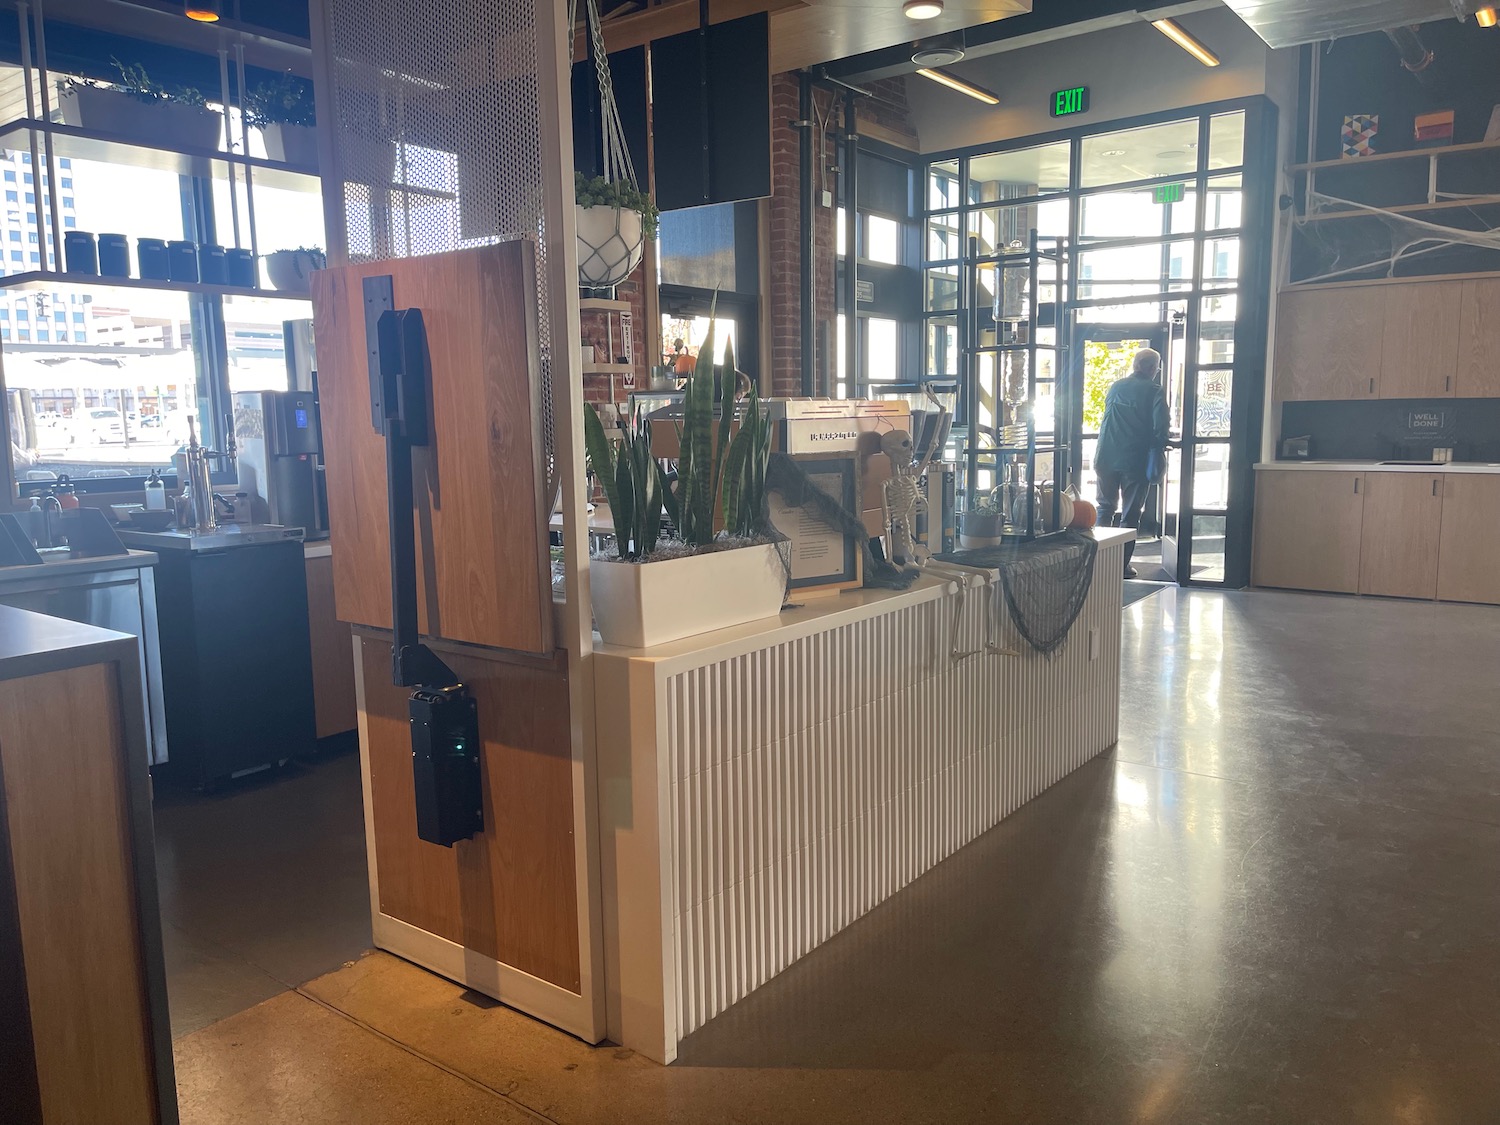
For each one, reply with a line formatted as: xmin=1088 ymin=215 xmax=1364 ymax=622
xmin=198 ymin=243 xmax=227 ymax=285
xmin=137 ymin=238 xmax=169 ymax=280
xmin=97 ymin=233 xmax=130 ymax=278
xmin=167 ymin=240 xmax=199 ymax=282
xmin=225 ymin=247 xmax=256 ymax=289
xmin=63 ymin=230 xmax=98 ymax=275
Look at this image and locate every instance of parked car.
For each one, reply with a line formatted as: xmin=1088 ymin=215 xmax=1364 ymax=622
xmin=70 ymin=407 xmax=125 ymax=444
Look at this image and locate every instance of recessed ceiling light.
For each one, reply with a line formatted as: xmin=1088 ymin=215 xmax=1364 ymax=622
xmin=912 ymin=45 xmax=965 ymax=67
xmin=184 ymin=0 xmax=221 ymax=19
xmin=1101 ymin=149 xmax=1126 ymax=156
xmin=904 ymin=0 xmax=944 ymax=18
xmin=1157 ymin=149 xmax=1186 ymax=158
xmin=1151 ymin=17 xmax=1220 ymax=67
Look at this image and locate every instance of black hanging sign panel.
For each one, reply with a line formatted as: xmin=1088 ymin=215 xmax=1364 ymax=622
xmin=651 ymin=12 xmax=772 ymax=211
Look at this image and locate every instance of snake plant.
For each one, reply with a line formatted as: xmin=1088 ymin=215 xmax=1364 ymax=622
xmin=583 ymin=304 xmax=770 ymax=560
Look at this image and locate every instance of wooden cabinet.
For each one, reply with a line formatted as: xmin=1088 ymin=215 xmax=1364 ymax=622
xmin=1436 ymin=473 xmax=1500 ymax=604
xmin=1358 ymin=472 xmax=1444 ymax=599
xmin=1252 ymin=469 xmax=1365 ymax=593
xmin=1379 ymin=280 xmax=1461 ymax=398
xmin=1457 ymin=277 xmax=1500 ymax=398
xmin=1275 ymin=286 xmax=1385 ymax=401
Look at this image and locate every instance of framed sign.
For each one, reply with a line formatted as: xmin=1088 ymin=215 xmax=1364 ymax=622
xmin=767 ymin=456 xmax=861 ymax=595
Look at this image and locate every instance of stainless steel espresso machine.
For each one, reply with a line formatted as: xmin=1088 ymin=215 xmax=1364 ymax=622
xmin=235 ymin=319 xmax=330 ymax=539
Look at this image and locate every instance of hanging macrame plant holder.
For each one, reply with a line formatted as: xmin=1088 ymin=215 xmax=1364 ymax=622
xmin=576 ymin=0 xmax=647 ymax=295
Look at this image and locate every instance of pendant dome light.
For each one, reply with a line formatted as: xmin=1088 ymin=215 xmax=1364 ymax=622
xmin=904 ymin=0 xmax=943 ymax=19
xmin=184 ymin=0 xmax=222 ymax=21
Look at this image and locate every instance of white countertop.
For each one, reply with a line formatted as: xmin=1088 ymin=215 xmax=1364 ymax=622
xmin=594 ymin=528 xmax=1134 ymax=669
xmin=1256 ymin=460 xmax=1500 ymax=474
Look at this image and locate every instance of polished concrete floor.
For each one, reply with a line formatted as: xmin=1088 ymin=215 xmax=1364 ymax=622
xmin=153 ymin=742 xmax=371 ymax=1036
xmin=173 ymin=589 xmax=1500 ymax=1124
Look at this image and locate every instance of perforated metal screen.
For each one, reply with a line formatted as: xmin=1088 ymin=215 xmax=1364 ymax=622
xmin=317 ymin=0 xmax=558 ymax=489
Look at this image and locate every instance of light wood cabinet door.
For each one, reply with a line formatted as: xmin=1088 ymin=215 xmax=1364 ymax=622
xmin=1358 ymin=472 xmax=1444 ymax=599
xmin=1436 ymin=474 xmax=1500 ymax=604
xmin=1456 ymin=278 xmax=1500 ymax=398
xmin=1380 ymin=281 xmax=1462 ymax=398
xmin=1252 ymin=470 xmax=1364 ymax=593
xmin=1274 ymin=286 xmax=1385 ymax=400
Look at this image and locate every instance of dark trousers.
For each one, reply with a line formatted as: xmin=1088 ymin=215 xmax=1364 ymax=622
xmin=1096 ymin=469 xmax=1147 ymax=572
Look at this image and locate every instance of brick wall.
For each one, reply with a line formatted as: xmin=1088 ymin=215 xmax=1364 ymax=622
xmin=765 ymin=74 xmax=918 ymax=399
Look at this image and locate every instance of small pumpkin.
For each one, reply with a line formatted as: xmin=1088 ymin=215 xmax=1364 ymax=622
xmin=1068 ymin=498 xmax=1098 ymax=529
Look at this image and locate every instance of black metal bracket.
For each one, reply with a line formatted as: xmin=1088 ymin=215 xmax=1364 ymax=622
xmin=363 ymin=274 xmax=482 ymax=847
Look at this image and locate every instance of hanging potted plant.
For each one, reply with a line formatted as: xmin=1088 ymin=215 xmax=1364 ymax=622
xmin=574 ymin=0 xmax=657 ymax=294
xmin=60 ymin=59 xmax=221 ymax=151
xmin=575 ymin=172 xmax=657 ymax=292
xmin=245 ymin=72 xmax=318 ymax=167
xmin=584 ymin=326 xmax=783 ymax=648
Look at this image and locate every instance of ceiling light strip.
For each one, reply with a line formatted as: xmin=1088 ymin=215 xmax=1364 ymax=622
xmin=1151 ymin=17 xmax=1220 ymax=67
xmin=915 ymin=67 xmax=999 ymax=105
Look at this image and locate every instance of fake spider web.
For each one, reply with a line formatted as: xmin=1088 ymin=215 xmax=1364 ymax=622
xmin=1292 ymin=188 xmax=1500 ymax=283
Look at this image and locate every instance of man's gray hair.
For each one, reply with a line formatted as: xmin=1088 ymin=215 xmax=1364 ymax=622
xmin=1132 ymin=348 xmax=1162 ymax=376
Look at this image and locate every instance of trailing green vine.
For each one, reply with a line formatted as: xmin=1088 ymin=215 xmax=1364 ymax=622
xmin=575 ymin=172 xmax=659 ymax=240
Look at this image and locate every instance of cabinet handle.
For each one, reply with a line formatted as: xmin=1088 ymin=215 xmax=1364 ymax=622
xmin=1369 ymin=377 xmax=1376 ymax=394
xmin=1432 ymin=479 xmax=1440 ymax=497
xmin=1354 ymin=477 xmax=1360 ymax=494
xmin=1445 ymin=375 xmax=1451 ymax=392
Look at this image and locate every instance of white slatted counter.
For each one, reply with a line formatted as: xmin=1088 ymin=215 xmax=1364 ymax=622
xmin=594 ymin=528 xmax=1131 ymax=1063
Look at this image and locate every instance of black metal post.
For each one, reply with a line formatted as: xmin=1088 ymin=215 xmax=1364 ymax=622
xmin=842 ymin=91 xmax=859 ymax=397
xmin=798 ymin=72 xmax=816 ymax=396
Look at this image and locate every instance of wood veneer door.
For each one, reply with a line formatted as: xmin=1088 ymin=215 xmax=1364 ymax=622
xmin=1359 ymin=472 xmax=1443 ymax=599
xmin=1274 ymin=286 xmax=1384 ymax=401
xmin=1379 ymin=281 xmax=1461 ymax=398
xmin=310 ymin=243 xmax=554 ymax=655
xmin=0 ymin=663 xmax=158 ymax=1125
xmin=1251 ymin=470 xmax=1364 ymax=593
xmin=1457 ymin=278 xmax=1500 ymax=398
xmin=360 ymin=637 xmax=581 ymax=992
xmin=1436 ymin=474 xmax=1500 ymax=605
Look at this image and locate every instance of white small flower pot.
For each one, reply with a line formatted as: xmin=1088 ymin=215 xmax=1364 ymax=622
xmin=576 ymin=204 xmax=645 ymax=290
xmin=264 ymin=249 xmax=322 ymax=292
xmin=591 ymin=542 xmax=786 ymax=649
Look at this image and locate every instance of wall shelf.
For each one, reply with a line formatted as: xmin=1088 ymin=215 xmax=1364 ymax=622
xmin=1287 ymin=138 xmax=1500 ymax=175
xmin=0 ymin=117 xmax=321 ymax=195
xmin=0 ymin=271 xmax=313 ymax=301
xmin=581 ymin=362 xmax=633 ymax=375
xmin=579 ymin=297 xmax=632 ymax=312
xmin=1297 ymin=196 xmax=1500 ymax=224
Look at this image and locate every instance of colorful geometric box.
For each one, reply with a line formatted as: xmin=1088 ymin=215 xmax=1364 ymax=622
xmin=1342 ymin=114 xmax=1379 ymax=158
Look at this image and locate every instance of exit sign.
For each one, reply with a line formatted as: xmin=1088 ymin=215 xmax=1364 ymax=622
xmin=1152 ymin=183 xmax=1186 ymax=204
xmin=1051 ymin=86 xmax=1090 ymax=117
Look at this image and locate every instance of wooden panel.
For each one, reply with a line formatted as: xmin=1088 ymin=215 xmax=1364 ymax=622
xmin=1359 ymin=472 xmax=1443 ymax=600
xmin=1251 ymin=470 xmax=1364 ymax=593
xmin=0 ymin=751 xmax=42 ymax=1125
xmin=310 ymin=243 xmax=554 ymax=655
xmin=1437 ymin=474 xmax=1500 ymax=605
xmin=1274 ymin=286 xmax=1384 ymax=401
xmin=306 ymin=553 xmax=357 ymax=739
xmin=0 ymin=663 xmax=157 ymax=1125
xmin=360 ymin=637 xmax=581 ymax=991
xmin=1379 ymin=281 xmax=1462 ymax=399
xmin=1457 ymin=278 xmax=1500 ymax=398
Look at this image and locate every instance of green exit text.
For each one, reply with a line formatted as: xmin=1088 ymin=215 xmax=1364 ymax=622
xmin=1051 ymin=86 xmax=1090 ymax=117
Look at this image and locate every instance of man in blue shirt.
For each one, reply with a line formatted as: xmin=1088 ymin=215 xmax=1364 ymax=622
xmin=1095 ymin=348 xmax=1170 ymax=578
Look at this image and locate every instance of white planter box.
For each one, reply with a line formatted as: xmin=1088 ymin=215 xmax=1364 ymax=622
xmin=60 ymin=86 xmax=222 ymax=151
xmin=591 ymin=542 xmax=785 ymax=649
xmin=262 ymin=123 xmax=319 ymax=167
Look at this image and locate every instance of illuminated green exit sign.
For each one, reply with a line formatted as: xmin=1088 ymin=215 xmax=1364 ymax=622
xmin=1050 ymin=85 xmax=1090 ymax=117
xmin=1152 ymin=182 xmax=1186 ymax=205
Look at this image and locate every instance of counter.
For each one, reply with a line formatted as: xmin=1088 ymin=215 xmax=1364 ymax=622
xmin=1257 ymin=460 xmax=1500 ymax=473
xmin=0 ymin=606 xmax=176 ymax=1124
xmin=595 ymin=528 xmax=1132 ymax=1063
xmin=0 ymin=549 xmax=168 ymax=764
